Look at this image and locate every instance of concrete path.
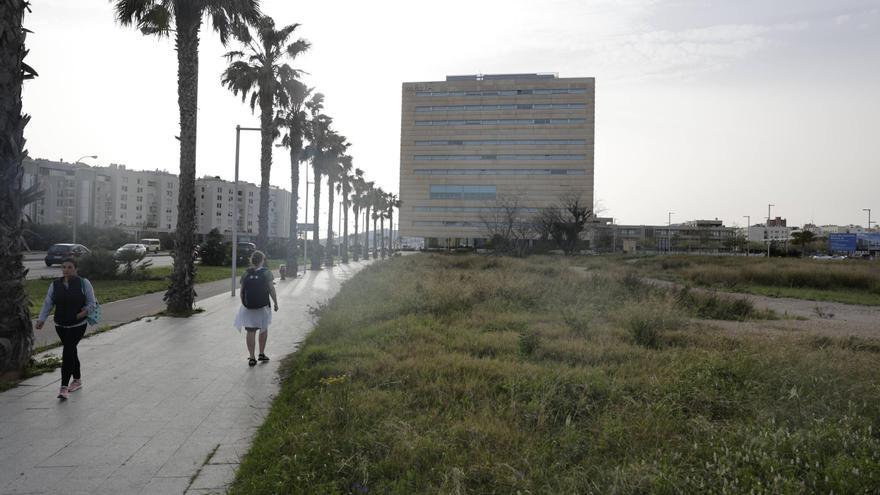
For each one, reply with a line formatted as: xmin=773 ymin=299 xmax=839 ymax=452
xmin=1 ymin=259 xmax=371 ymax=494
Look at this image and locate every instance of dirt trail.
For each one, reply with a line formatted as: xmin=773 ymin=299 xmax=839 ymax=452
xmin=571 ymin=266 xmax=880 ymax=339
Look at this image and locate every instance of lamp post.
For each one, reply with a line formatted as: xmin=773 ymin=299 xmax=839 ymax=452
xmin=302 ymin=166 xmax=314 ymax=276
xmin=231 ymin=125 xmax=260 ymax=297
xmin=71 ymin=155 xmax=97 ymax=243
xmin=667 ymin=211 xmax=674 ymax=254
xmin=743 ymin=215 xmax=750 ymax=256
xmin=863 ymin=208 xmax=874 ymax=231
xmin=766 ymin=203 xmax=775 ymax=257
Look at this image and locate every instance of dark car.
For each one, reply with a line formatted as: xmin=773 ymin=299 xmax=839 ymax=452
xmin=236 ymin=242 xmax=257 ymax=263
xmin=45 ymin=243 xmax=90 ymax=266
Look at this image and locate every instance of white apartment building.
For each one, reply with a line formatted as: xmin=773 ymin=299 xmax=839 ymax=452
xmin=195 ymin=176 xmax=291 ymax=240
xmin=23 ymin=158 xmax=290 ymax=239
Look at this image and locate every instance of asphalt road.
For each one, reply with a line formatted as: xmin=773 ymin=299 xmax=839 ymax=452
xmin=24 ymin=253 xmax=175 ymax=280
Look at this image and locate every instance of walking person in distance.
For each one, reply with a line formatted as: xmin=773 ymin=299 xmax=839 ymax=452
xmin=234 ymin=251 xmax=278 ymax=366
xmin=35 ymin=258 xmax=96 ymax=400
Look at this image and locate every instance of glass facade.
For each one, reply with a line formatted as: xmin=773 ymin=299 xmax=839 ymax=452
xmin=415 ymin=118 xmax=586 ymax=126
xmin=429 ymin=185 xmax=497 ymax=200
xmin=414 ymin=168 xmax=585 ymax=176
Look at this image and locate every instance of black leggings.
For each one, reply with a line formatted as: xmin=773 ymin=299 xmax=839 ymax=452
xmin=55 ymin=323 xmax=87 ymax=387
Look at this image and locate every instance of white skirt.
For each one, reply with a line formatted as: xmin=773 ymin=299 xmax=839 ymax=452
xmin=234 ymin=305 xmax=272 ymax=333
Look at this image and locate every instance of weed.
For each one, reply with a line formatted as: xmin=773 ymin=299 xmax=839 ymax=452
xmin=517 ymin=330 xmax=541 ymax=357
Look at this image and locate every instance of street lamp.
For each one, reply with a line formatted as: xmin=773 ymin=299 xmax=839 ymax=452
xmin=863 ymin=208 xmax=874 ymax=231
xmin=231 ymin=125 xmax=260 ymax=297
xmin=667 ymin=211 xmax=674 ymax=254
xmin=743 ymin=215 xmax=750 ymax=256
xmin=71 ymin=155 xmax=97 ymax=243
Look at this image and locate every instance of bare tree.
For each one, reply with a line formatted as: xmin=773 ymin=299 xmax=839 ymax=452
xmin=535 ymin=193 xmax=592 ymax=255
xmin=479 ymin=194 xmax=534 ymax=257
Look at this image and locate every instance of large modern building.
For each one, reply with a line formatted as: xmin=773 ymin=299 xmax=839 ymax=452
xmin=22 ymin=158 xmax=290 ymax=240
xmin=399 ymin=73 xmax=595 ymax=248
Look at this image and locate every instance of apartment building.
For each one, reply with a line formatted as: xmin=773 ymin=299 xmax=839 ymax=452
xmin=399 ymin=73 xmax=595 ymax=248
xmin=22 ymin=158 xmax=290 ymax=239
xmin=196 ymin=176 xmax=291 ymax=240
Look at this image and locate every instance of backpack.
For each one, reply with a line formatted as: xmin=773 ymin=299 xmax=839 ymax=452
xmin=242 ymin=268 xmax=270 ymax=309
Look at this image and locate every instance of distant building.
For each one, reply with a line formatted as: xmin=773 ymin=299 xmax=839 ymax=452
xmin=590 ymin=219 xmax=738 ymax=253
xmin=23 ymin=158 xmax=290 ymax=240
xmin=399 ymin=73 xmax=595 ymax=249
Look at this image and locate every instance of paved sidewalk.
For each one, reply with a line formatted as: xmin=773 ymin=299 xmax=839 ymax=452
xmin=31 ymin=271 xmax=281 ymax=349
xmin=1 ymin=260 xmax=371 ymax=494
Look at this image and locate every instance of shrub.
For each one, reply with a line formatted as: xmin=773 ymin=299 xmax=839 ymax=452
xmin=518 ymin=330 xmax=541 ymax=356
xmin=200 ymin=228 xmax=228 ymax=266
xmin=76 ymin=250 xmax=119 ymax=280
xmin=674 ymin=287 xmax=768 ymax=321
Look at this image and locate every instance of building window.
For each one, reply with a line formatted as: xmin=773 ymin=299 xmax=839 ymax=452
xmin=415 ymin=118 xmax=586 ymax=126
xmin=414 ymin=154 xmax=585 ymax=161
xmin=414 ymin=168 xmax=585 ymax=176
xmin=429 ymin=185 xmax=496 ymax=201
xmin=414 ymin=139 xmax=585 ymax=146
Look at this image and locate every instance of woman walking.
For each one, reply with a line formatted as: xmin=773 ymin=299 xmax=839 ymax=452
xmin=234 ymin=251 xmax=278 ymax=366
xmin=35 ymin=258 xmax=96 ymax=400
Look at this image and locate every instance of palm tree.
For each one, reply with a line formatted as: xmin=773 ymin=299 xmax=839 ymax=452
xmin=386 ymin=192 xmax=400 ymax=254
xmin=276 ymin=79 xmax=311 ymax=275
xmin=114 ymin=0 xmax=260 ymax=315
xmin=350 ymin=169 xmax=366 ymax=262
xmin=0 ymin=0 xmax=38 ymax=372
xmin=323 ymin=132 xmax=348 ymax=267
xmin=371 ymin=187 xmax=384 ymax=260
xmin=362 ymin=181 xmax=374 ymax=260
xmin=379 ymin=192 xmax=389 ymax=259
xmin=304 ymin=93 xmax=329 ymax=270
xmin=336 ymin=155 xmax=353 ymax=263
xmin=222 ymin=16 xmax=309 ymax=250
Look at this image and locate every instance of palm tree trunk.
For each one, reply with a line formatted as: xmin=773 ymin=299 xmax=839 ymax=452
xmin=325 ymin=179 xmax=334 ymax=267
xmin=389 ymin=208 xmax=394 ymax=253
xmin=310 ymin=166 xmax=321 ymax=270
xmin=372 ymin=215 xmax=378 ymax=260
xmin=166 ymin=13 xmax=201 ymax=315
xmin=352 ymin=205 xmax=360 ymax=262
xmin=380 ymin=215 xmax=386 ymax=259
xmin=363 ymin=205 xmax=370 ymax=259
xmin=342 ymin=190 xmax=349 ymax=263
xmin=286 ymin=146 xmax=300 ymax=275
xmin=0 ymin=0 xmax=34 ymax=372
xmin=257 ymin=91 xmax=274 ymax=250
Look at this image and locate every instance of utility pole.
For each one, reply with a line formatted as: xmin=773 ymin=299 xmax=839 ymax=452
xmin=230 ymin=125 xmax=260 ymax=296
xmin=864 ymin=208 xmax=874 ymax=231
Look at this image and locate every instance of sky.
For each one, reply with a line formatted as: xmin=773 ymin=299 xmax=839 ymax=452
xmin=22 ymin=0 xmax=880 ymax=228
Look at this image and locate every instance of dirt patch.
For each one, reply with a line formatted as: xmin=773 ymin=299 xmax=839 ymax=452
xmin=572 ymin=266 xmax=880 ymax=339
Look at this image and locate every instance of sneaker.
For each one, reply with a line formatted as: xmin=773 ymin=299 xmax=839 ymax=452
xmin=258 ymin=354 xmax=269 ymax=362
xmin=68 ymin=379 xmax=82 ymax=392
xmin=57 ymin=386 xmax=69 ymax=400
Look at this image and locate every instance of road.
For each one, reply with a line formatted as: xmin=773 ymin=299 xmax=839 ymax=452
xmin=25 ymin=254 xmax=175 ymax=280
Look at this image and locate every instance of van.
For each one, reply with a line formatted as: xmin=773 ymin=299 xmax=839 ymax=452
xmin=140 ymin=238 xmax=161 ymax=254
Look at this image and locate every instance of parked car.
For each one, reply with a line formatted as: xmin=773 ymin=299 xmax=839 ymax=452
xmin=139 ymin=238 xmax=161 ymax=254
xmin=236 ymin=242 xmax=257 ymax=263
xmin=45 ymin=244 xmax=90 ymax=266
xmin=115 ymin=243 xmax=147 ymax=260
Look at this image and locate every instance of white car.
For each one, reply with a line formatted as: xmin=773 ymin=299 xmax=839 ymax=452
xmin=115 ymin=243 xmax=147 ymax=260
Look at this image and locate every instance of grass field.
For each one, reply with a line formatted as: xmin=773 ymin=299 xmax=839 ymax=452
xmin=578 ymin=255 xmax=880 ymax=306
xmin=26 ymin=260 xmax=282 ymax=315
xmin=230 ymin=254 xmax=880 ymax=494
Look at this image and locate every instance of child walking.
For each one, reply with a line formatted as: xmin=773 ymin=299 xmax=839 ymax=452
xmin=233 ymin=251 xmax=278 ymax=366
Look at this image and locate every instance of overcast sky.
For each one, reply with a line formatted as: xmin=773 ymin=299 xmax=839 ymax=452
xmin=23 ymin=0 xmax=880 ymax=228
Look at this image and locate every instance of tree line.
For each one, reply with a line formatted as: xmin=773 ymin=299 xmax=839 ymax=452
xmin=0 ymin=0 xmax=399 ymax=372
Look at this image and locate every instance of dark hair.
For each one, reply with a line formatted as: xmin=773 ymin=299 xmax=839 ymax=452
xmin=61 ymin=257 xmax=78 ymax=268
xmin=250 ymin=250 xmax=265 ymax=267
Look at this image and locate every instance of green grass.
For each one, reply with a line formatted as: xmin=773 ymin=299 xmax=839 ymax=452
xmin=26 ymin=259 xmax=282 ymax=315
xmin=230 ymin=254 xmax=880 ymax=494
